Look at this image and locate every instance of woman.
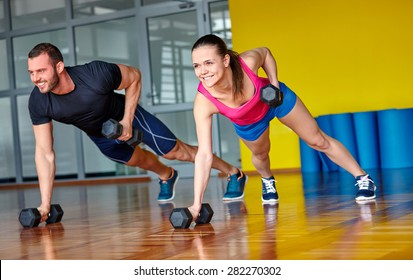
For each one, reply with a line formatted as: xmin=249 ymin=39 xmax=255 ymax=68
xmin=188 ymin=34 xmax=376 ymax=219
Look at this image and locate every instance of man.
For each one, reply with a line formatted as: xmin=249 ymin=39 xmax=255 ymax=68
xmin=27 ymin=43 xmax=247 ymax=223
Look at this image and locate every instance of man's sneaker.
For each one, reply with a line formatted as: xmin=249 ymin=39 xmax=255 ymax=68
xmin=223 ymin=170 xmax=247 ymax=201
xmin=157 ymin=169 xmax=179 ymax=202
xmin=355 ymin=174 xmax=376 ymax=201
xmin=262 ymin=176 xmax=279 ymax=203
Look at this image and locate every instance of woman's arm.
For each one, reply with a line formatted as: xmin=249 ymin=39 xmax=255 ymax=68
xmin=189 ymin=92 xmax=218 ymax=219
xmin=241 ymin=47 xmax=280 ymax=88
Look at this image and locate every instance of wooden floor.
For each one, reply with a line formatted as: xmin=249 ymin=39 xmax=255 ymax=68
xmin=1 ymin=168 xmax=413 ymax=260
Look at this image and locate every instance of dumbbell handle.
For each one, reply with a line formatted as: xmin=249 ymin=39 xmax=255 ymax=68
xmin=102 ymin=119 xmax=142 ymax=148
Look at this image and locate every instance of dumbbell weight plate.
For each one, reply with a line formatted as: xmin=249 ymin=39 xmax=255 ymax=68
xmin=101 ymin=119 xmax=122 ymax=139
xmin=19 ymin=208 xmax=41 ymax=228
xmin=169 ymin=208 xmax=192 ymax=229
xmin=195 ymin=203 xmax=214 ymax=224
xmin=46 ymin=204 xmax=64 ymax=224
xmin=260 ymin=84 xmax=283 ymax=108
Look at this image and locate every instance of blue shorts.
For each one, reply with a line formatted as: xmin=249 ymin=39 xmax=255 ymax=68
xmin=233 ymin=82 xmax=297 ymax=141
xmin=89 ymin=105 xmax=177 ymax=164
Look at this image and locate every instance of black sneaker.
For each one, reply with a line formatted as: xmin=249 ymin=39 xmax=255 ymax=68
xmin=355 ymin=174 xmax=376 ymax=201
xmin=261 ymin=176 xmax=279 ymax=203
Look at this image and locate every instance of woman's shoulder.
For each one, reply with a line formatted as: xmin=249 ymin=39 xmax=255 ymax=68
xmin=194 ymin=92 xmax=220 ymax=114
xmin=239 ymin=49 xmax=264 ymax=73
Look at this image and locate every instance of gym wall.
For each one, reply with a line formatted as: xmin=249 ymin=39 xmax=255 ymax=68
xmin=229 ymin=0 xmax=413 ymax=172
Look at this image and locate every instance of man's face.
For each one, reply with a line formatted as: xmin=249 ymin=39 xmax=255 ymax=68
xmin=28 ymin=53 xmax=60 ymax=93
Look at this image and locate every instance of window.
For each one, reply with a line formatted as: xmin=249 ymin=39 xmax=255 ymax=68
xmin=11 ymin=0 xmax=66 ymax=30
xmin=0 ymin=97 xmax=15 ymax=182
xmin=0 ymin=0 xmax=5 ymax=32
xmin=13 ymin=30 xmax=68 ymax=89
xmin=0 ymin=39 xmax=9 ymax=91
xmin=74 ymin=17 xmax=143 ymax=177
xmin=72 ymin=0 xmax=134 ymax=19
xmin=147 ymin=10 xmax=198 ymax=105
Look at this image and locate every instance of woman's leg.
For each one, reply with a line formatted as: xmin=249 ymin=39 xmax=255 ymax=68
xmin=278 ymin=96 xmax=376 ymax=201
xmin=241 ymin=129 xmax=278 ymax=202
xmin=240 ymin=128 xmax=272 ymax=178
xmin=279 ymin=97 xmax=365 ymax=177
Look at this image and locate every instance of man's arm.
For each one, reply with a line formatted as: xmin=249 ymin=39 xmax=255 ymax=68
xmin=115 ymin=64 xmax=142 ymax=142
xmin=33 ymin=122 xmax=56 ymax=222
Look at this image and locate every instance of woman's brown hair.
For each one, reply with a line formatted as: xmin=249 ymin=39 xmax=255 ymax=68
xmin=192 ymin=34 xmax=244 ymax=100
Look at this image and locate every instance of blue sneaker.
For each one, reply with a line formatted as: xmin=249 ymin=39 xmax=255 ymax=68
xmin=157 ymin=169 xmax=179 ymax=202
xmin=262 ymin=176 xmax=279 ymax=203
xmin=355 ymin=174 xmax=376 ymax=201
xmin=223 ymin=170 xmax=247 ymax=201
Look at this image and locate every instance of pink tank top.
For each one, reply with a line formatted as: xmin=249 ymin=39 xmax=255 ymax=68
xmin=197 ymin=57 xmax=270 ymax=125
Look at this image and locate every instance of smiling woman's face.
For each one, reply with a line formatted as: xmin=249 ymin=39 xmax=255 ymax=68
xmin=192 ymin=45 xmax=229 ymax=89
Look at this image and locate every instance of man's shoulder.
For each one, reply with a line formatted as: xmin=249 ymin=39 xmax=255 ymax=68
xmin=86 ymin=60 xmax=119 ymax=71
xmin=68 ymin=60 xmax=120 ymax=77
xmin=67 ymin=60 xmax=122 ymax=91
xmin=28 ymin=87 xmax=43 ymax=102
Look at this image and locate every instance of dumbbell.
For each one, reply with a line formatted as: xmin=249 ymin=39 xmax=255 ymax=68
xmin=260 ymin=84 xmax=284 ymax=108
xmin=169 ymin=203 xmax=214 ymax=229
xmin=19 ymin=204 xmax=64 ymax=228
xmin=101 ymin=119 xmax=143 ymax=148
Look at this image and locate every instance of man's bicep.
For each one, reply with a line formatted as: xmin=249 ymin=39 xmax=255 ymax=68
xmin=116 ymin=64 xmax=141 ymax=90
xmin=32 ymin=122 xmax=54 ymax=152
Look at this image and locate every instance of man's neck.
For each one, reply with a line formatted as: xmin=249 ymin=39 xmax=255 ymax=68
xmin=52 ymin=70 xmax=75 ymax=95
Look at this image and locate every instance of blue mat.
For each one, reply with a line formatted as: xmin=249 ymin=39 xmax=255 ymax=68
xmin=300 ymin=108 xmax=413 ymax=172
xmin=378 ymin=108 xmax=413 ymax=169
xmin=353 ymin=111 xmax=380 ymax=169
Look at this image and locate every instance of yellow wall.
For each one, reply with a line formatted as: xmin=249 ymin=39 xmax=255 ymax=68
xmin=229 ymin=0 xmax=413 ymax=171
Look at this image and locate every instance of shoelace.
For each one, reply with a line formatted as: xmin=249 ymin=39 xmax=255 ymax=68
xmin=355 ymin=175 xmax=372 ymax=190
xmin=262 ymin=178 xmax=276 ymax=194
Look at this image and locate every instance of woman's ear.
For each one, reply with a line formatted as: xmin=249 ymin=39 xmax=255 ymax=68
xmin=224 ymin=53 xmax=230 ymax=67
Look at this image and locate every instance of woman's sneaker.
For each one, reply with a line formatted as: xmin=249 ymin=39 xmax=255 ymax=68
xmin=157 ymin=169 xmax=179 ymax=202
xmin=262 ymin=176 xmax=279 ymax=203
xmin=223 ymin=170 xmax=247 ymax=201
xmin=355 ymin=174 xmax=376 ymax=202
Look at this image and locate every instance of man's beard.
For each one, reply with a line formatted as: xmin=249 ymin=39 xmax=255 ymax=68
xmin=39 ymin=70 xmax=59 ymax=93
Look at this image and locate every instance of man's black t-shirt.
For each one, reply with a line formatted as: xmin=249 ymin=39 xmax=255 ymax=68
xmin=28 ymin=61 xmax=125 ymax=137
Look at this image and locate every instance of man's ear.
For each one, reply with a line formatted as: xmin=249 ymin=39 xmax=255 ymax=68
xmin=56 ymin=61 xmax=65 ymax=73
